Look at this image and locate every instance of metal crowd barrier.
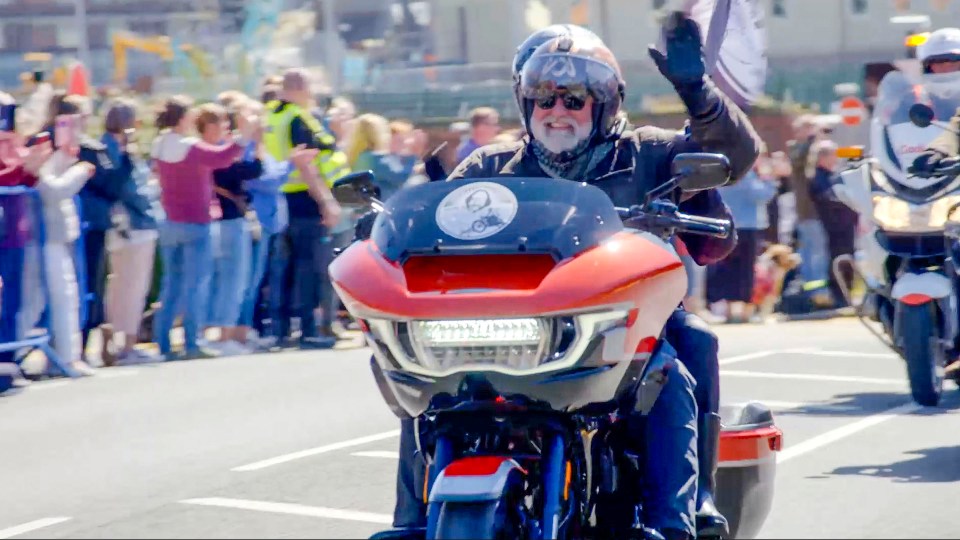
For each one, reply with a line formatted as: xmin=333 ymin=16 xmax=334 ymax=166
xmin=0 ymin=186 xmax=77 ymax=382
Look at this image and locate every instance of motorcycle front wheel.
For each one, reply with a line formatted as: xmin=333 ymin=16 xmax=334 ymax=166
xmin=432 ymin=501 xmax=519 ymax=540
xmin=899 ymin=303 xmax=945 ymax=406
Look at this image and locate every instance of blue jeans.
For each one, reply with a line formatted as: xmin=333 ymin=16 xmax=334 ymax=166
xmin=667 ymin=310 xmax=719 ymax=419
xmin=797 ymin=219 xmax=829 ymax=283
xmin=205 ymin=219 xmax=251 ymax=327
xmin=239 ymin=229 xmax=275 ymax=328
xmin=153 ymin=221 xmax=212 ymax=355
xmin=392 ymin=348 xmax=699 ymax=536
xmin=268 ymin=219 xmax=331 ymax=339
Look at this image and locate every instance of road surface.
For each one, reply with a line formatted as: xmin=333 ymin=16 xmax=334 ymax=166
xmin=1 ymin=318 xmax=958 ymax=539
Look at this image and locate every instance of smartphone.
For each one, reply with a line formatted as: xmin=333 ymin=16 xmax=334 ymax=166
xmin=54 ymin=114 xmax=80 ymax=149
xmin=0 ymin=104 xmax=16 ymax=133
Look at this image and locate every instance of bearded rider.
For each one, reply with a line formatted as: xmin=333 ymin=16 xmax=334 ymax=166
xmin=373 ymin=15 xmax=761 ymax=540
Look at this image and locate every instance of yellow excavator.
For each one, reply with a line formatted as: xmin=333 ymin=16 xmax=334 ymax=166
xmin=112 ymin=32 xmax=214 ymax=84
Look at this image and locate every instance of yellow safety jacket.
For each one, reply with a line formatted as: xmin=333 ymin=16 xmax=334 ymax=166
xmin=263 ymin=100 xmax=349 ymax=193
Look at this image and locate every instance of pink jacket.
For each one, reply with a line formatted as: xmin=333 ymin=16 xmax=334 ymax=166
xmin=152 ymin=132 xmax=243 ymax=224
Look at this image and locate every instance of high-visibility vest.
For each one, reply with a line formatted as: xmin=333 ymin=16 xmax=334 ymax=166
xmin=263 ymin=100 xmax=349 ymax=193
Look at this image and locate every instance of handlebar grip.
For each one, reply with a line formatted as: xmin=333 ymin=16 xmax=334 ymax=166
xmin=674 ymin=212 xmax=733 ymax=238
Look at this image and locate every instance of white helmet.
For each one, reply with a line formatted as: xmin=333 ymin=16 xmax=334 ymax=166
xmin=918 ymin=28 xmax=960 ymax=72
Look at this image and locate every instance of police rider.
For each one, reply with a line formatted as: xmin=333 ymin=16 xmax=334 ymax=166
xmin=375 ymin=15 xmax=761 ymax=540
xmin=912 ymin=28 xmax=960 ymax=179
xmin=911 ymin=28 xmax=960 ymax=379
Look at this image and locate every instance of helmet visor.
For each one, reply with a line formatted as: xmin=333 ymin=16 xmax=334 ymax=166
xmin=519 ymin=53 xmax=621 ymax=106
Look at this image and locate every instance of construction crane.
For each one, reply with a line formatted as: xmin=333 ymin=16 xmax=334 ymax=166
xmin=112 ymin=32 xmax=213 ymax=85
xmin=112 ymin=33 xmax=175 ymax=84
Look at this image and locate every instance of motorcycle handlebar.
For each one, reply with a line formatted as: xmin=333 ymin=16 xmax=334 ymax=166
xmin=614 ymin=206 xmax=732 ymax=238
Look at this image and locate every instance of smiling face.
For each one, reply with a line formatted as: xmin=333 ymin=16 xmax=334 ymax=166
xmin=529 ymin=93 xmax=594 ymax=154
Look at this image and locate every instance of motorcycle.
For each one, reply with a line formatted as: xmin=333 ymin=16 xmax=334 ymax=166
xmin=830 ymin=70 xmax=960 ymax=406
xmin=329 ymin=153 xmax=782 ymax=540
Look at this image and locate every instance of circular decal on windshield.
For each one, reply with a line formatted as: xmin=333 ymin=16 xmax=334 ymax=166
xmin=435 ymin=182 xmax=519 ymax=240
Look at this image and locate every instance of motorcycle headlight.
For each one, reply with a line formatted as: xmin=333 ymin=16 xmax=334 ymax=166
xmin=872 ymin=195 xmax=915 ymax=230
xmin=929 ymin=196 xmax=960 ymax=228
xmin=409 ymin=318 xmax=554 ymax=372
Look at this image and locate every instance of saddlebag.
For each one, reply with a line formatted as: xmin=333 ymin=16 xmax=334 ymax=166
xmin=716 ymin=401 xmax=782 ymax=539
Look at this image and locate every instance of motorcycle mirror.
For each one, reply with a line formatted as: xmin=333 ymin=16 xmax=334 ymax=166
xmin=909 ymin=103 xmax=935 ymax=129
xmin=333 ymin=170 xmax=379 ymax=205
xmin=672 ymin=153 xmax=732 ymax=192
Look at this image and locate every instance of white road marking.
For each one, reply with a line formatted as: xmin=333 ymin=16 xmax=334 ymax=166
xmin=181 ymin=498 xmax=392 ymax=524
xmin=719 ymin=347 xmax=899 ymax=366
xmin=352 ymin=451 xmax=401 ymax=459
xmin=720 ymin=370 xmax=903 ymax=385
xmin=0 ymin=517 xmax=71 ymax=539
xmin=798 ymin=349 xmax=899 ymax=359
xmin=778 ymin=402 xmax=923 ymax=464
xmin=719 ymin=351 xmax=776 ymax=365
xmin=232 ymin=430 xmax=401 ymax=472
xmin=718 ymin=347 xmax=820 ymax=365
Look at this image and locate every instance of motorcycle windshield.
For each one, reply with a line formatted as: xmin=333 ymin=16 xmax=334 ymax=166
xmin=873 ymin=70 xmax=960 ymax=186
xmin=875 ymin=70 xmax=960 ymax=127
xmin=371 ymin=177 xmax=623 ymax=263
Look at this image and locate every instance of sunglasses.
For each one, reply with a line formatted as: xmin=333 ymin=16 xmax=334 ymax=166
xmin=534 ymin=89 xmax=589 ymax=111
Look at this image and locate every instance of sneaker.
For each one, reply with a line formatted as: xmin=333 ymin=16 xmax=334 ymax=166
xmin=247 ymin=335 xmax=278 ymax=352
xmin=179 ymin=348 xmax=220 ymax=361
xmin=210 ymin=340 xmax=252 ymax=357
xmin=114 ymin=349 xmax=163 ymax=366
xmin=300 ymin=336 xmax=337 ymax=350
xmin=70 ymin=361 xmax=97 ymax=377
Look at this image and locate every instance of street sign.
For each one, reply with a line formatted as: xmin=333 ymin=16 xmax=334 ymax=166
xmin=839 ymin=96 xmax=867 ymax=126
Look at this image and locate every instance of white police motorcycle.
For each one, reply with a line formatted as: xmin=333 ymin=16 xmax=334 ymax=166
xmin=831 ymin=70 xmax=960 ymax=406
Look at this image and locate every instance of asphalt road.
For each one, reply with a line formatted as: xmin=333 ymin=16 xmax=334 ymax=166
xmin=1 ymin=318 xmax=958 ymax=539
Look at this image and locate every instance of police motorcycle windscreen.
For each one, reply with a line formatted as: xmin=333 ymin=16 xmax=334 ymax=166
xmin=872 ymin=70 xmax=960 ymax=198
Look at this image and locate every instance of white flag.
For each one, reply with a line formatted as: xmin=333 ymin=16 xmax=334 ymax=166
xmin=686 ymin=0 xmax=768 ymax=108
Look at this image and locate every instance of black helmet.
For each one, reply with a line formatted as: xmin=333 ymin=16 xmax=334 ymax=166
xmin=512 ymin=25 xmax=602 ymax=130
xmin=519 ymin=35 xmax=625 ymax=145
xmin=512 ymin=25 xmax=601 ymax=83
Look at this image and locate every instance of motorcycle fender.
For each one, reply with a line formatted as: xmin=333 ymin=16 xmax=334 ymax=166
xmin=428 ymin=456 xmax=525 ymax=503
xmin=891 ymin=272 xmax=952 ymax=305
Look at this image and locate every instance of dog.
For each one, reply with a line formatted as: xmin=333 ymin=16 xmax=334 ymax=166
xmin=752 ymin=244 xmax=802 ymax=320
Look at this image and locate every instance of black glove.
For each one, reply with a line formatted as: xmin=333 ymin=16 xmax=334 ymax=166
xmin=648 ymin=13 xmax=717 ymax=119
xmin=648 ymin=12 xmax=706 ymax=89
xmin=910 ymin=150 xmax=957 ymax=177
xmin=353 ymin=209 xmax=378 ymax=241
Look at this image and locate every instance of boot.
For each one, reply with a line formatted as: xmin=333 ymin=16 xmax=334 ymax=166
xmin=696 ymin=412 xmax=729 ymax=538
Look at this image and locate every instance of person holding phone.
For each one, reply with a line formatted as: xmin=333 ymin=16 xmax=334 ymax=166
xmin=203 ymin=101 xmax=263 ymax=356
xmin=32 ymin=92 xmax=129 ymax=364
xmin=16 ymin=133 xmax=97 ymax=377
xmin=0 ymin=92 xmax=54 ymax=391
xmin=150 ymin=95 xmax=260 ymax=360
xmin=97 ymin=98 xmax=163 ymax=366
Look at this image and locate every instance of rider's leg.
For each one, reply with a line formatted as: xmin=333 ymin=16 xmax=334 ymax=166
xmin=665 ymin=308 xmax=728 ymax=536
xmin=635 ymin=351 xmax=699 ymax=539
xmin=393 ymin=418 xmax=427 ymax=528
